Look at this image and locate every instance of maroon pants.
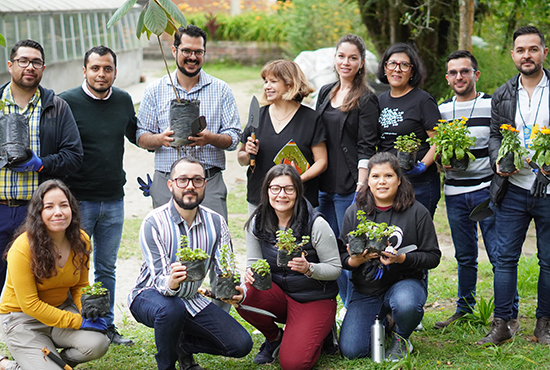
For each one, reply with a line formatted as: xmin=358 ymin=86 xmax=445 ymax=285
xmin=238 ymin=282 xmax=336 ymax=370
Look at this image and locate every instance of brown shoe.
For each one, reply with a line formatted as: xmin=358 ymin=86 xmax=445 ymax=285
xmin=509 ymin=318 xmax=521 ymax=336
xmin=533 ymin=317 xmax=550 ymax=344
xmin=434 ymin=312 xmax=465 ymax=329
xmin=476 ymin=318 xmax=512 ymax=345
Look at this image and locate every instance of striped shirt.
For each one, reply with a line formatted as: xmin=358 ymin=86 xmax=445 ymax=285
xmin=0 ymin=84 xmax=41 ymax=200
xmin=128 ymin=200 xmax=230 ymax=316
xmin=438 ymin=93 xmax=493 ymax=195
xmin=137 ymin=70 xmax=242 ymax=172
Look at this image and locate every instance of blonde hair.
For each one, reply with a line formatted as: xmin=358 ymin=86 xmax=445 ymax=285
xmin=259 ymin=60 xmax=314 ymax=105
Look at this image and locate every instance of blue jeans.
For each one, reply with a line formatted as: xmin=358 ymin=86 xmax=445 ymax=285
xmin=79 ymin=199 xmax=124 ymax=326
xmin=130 ymin=289 xmax=252 ymax=370
xmin=0 ymin=204 xmax=28 ymax=293
xmin=494 ymin=184 xmax=550 ymax=320
xmin=409 ymin=171 xmax=441 ymax=219
xmin=318 ymin=191 xmax=356 ymax=309
xmin=339 ymin=278 xmax=427 ymax=359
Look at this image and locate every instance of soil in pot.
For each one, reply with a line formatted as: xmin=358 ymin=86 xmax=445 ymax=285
xmin=397 ymin=151 xmax=417 ymax=172
xmin=215 ymin=275 xmax=240 ymax=300
xmin=0 ymin=113 xmax=31 ymax=167
xmin=81 ymin=291 xmax=110 ymax=319
xmin=179 ymin=259 xmax=206 ymax=282
xmin=169 ymin=99 xmax=200 ymax=148
xmin=277 ymin=249 xmax=302 ymax=268
xmin=450 ymin=154 xmax=469 ymax=171
xmin=499 ymin=152 xmax=517 ymax=173
xmin=348 ymin=233 xmax=367 ymax=255
xmin=365 ymin=236 xmax=388 ymax=255
xmin=252 ymin=271 xmax=272 ymax=291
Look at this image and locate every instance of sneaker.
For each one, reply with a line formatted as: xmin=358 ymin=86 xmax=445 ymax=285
xmin=385 ymin=333 xmax=413 ymax=362
xmin=533 ymin=317 xmax=550 ymax=344
xmin=434 ymin=312 xmax=466 ymax=329
xmin=336 ymin=307 xmax=347 ymax=322
xmin=414 ymin=322 xmax=424 ymax=331
xmin=178 ymin=353 xmax=204 ymax=370
xmin=476 ymin=318 xmax=512 ymax=346
xmin=107 ymin=325 xmax=135 ymax=346
xmin=253 ymin=330 xmax=283 ymax=364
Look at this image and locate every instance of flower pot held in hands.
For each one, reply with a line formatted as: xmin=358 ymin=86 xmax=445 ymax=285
xmin=397 ymin=151 xmax=417 ymax=172
xmin=81 ymin=291 xmax=110 ymax=320
xmin=499 ymin=152 xmax=517 ymax=174
xmin=0 ymin=113 xmax=31 ymax=168
xmin=348 ymin=233 xmax=367 ymax=256
xmin=179 ymin=259 xmax=206 ymax=282
xmin=169 ymin=99 xmax=200 ymax=148
xmin=277 ymin=249 xmax=302 ymax=268
xmin=450 ymin=154 xmax=469 ymax=171
xmin=365 ymin=236 xmax=388 ymax=255
xmin=252 ymin=271 xmax=272 ymax=291
xmin=215 ymin=275 xmax=240 ymax=300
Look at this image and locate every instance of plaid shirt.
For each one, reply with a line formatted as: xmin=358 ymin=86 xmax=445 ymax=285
xmin=137 ymin=70 xmax=242 ymax=172
xmin=0 ymin=83 xmax=41 ymax=200
xmin=129 ymin=201 xmax=231 ymax=316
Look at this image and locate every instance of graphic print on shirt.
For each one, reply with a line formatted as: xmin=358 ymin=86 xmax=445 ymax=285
xmin=379 ymin=107 xmax=404 ymax=129
xmin=388 ymin=227 xmax=404 ymax=250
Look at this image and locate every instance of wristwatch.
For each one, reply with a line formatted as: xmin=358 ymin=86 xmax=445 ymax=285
xmin=305 ymin=263 xmax=315 ymax=277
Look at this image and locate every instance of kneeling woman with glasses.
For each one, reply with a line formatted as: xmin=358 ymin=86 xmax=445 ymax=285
xmin=237 ymin=165 xmax=341 ymax=370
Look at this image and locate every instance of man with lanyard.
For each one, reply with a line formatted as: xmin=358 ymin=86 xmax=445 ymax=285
xmin=478 ymin=26 xmax=550 ymax=345
xmin=0 ymin=39 xmax=82 ymax=293
xmin=59 ymin=45 xmax=137 ymax=346
xmin=128 ymin=157 xmax=252 ymax=370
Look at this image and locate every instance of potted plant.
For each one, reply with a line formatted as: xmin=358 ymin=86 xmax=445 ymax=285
xmin=394 ymin=132 xmax=422 ymax=171
xmin=530 ymin=125 xmax=550 ymax=172
xmin=275 ymin=228 xmax=310 ymax=267
xmin=427 ymin=117 xmax=477 ymax=171
xmin=80 ymin=282 xmax=110 ymax=320
xmin=107 ymin=1 xmax=199 ymax=147
xmin=497 ymin=124 xmax=529 ymax=173
xmin=347 ymin=210 xmax=372 ymax=255
xmin=0 ymin=98 xmax=32 ymax=169
xmin=250 ymin=259 xmax=272 ymax=291
xmin=365 ymin=221 xmax=396 ymax=254
xmin=176 ymin=235 xmax=209 ymax=282
xmin=215 ymin=244 xmax=241 ymax=300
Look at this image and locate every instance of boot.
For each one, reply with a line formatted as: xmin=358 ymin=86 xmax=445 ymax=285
xmin=533 ymin=317 xmax=550 ymax=344
xmin=476 ymin=318 xmax=512 ymax=345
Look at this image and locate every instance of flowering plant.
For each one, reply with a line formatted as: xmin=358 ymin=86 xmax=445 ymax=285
xmin=427 ymin=117 xmax=476 ymax=165
xmin=394 ymin=132 xmax=421 ymax=153
xmin=530 ymin=125 xmax=550 ymax=167
xmin=497 ymin=124 xmax=528 ymax=170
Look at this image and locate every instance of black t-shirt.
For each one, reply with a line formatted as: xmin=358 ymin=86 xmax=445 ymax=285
xmin=242 ymin=105 xmax=326 ymax=206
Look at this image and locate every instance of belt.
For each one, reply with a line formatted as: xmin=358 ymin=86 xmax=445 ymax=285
xmin=0 ymin=199 xmax=29 ymax=207
xmin=158 ymin=167 xmax=221 ymax=179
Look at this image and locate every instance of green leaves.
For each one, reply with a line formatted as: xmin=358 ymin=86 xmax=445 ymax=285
xmin=0 ymin=33 xmax=6 ymax=47
xmin=428 ymin=118 xmax=477 ymax=166
xmin=107 ymin=0 xmax=138 ymax=29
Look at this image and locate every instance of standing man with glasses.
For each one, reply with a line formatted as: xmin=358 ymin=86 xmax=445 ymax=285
xmin=435 ymin=50 xmax=519 ymax=330
xmin=478 ymin=26 xmax=550 ymax=346
xmin=59 ymin=45 xmax=137 ymax=346
xmin=128 ymin=157 xmax=252 ymax=370
xmin=0 ymin=39 xmax=82 ymax=293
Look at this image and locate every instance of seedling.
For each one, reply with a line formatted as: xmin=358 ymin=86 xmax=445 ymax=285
xmin=176 ymin=235 xmax=209 ymax=261
xmin=81 ymin=282 xmax=108 ymax=296
xmin=251 ymin=259 xmax=271 ymax=277
xmin=276 ymin=228 xmax=310 ymax=255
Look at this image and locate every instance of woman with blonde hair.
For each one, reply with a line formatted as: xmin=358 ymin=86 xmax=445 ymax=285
xmin=238 ymin=59 xmax=327 ymax=213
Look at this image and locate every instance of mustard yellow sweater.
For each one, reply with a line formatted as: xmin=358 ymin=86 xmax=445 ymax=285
xmin=0 ymin=231 xmax=90 ymax=329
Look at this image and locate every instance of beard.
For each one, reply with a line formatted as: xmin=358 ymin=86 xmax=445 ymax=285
xmin=177 ymin=58 xmax=202 ymax=78
xmin=173 ymin=190 xmax=204 ymax=210
xmin=13 ymin=73 xmax=41 ymax=91
xmin=517 ymin=59 xmax=543 ymax=76
xmin=87 ymin=80 xmax=112 ymax=94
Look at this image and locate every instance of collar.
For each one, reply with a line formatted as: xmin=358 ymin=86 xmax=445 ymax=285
xmin=168 ymin=199 xmax=204 ymax=229
xmin=518 ymin=72 xmax=549 ymax=91
xmin=167 ymin=69 xmax=212 ymax=93
xmin=2 ymin=82 xmax=41 ymax=112
xmin=81 ymin=81 xmax=112 ymax=100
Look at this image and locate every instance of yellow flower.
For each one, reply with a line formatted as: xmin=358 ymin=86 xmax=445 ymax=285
xmin=256 ymin=16 xmax=261 ymax=20
xmin=438 ymin=119 xmax=446 ymax=123
xmin=541 ymin=128 xmax=550 ymax=135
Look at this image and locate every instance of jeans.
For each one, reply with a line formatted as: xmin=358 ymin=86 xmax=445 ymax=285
xmin=318 ymin=191 xmax=356 ymax=309
xmin=493 ymin=184 xmax=550 ymax=320
xmin=0 ymin=205 xmax=28 ymax=294
xmin=130 ymin=289 xmax=252 ymax=370
xmin=339 ymin=278 xmax=427 ymax=359
xmin=79 ymin=199 xmax=124 ymax=326
xmin=409 ymin=171 xmax=441 ymax=219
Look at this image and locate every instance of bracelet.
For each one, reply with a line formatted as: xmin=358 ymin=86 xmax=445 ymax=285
xmin=356 ymin=182 xmax=364 ymax=187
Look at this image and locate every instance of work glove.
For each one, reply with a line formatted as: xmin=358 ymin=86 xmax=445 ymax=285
xmin=80 ymin=317 xmax=107 ymax=333
xmin=80 ymin=292 xmax=110 ymax=320
xmin=9 ymin=151 xmax=42 ymax=172
xmin=362 ymin=259 xmax=389 ymax=281
xmin=405 ymin=161 xmax=426 ymax=175
xmin=530 ymin=169 xmax=550 ymax=198
xmin=137 ymin=174 xmax=152 ymax=197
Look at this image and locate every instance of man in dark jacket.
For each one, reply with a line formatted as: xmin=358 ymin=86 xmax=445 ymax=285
xmin=478 ymin=26 xmax=550 ymax=346
xmin=0 ymin=39 xmax=82 ymax=293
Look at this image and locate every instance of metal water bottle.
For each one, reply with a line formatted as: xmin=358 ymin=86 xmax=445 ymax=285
xmin=371 ymin=315 xmax=385 ymax=362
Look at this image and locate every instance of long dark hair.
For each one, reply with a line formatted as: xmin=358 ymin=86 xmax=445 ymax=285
xmin=376 ymin=42 xmax=426 ymax=88
xmin=331 ymin=34 xmax=372 ymax=112
xmin=5 ymin=180 xmax=89 ymax=283
xmin=356 ymin=152 xmax=415 ymax=214
xmin=245 ymin=164 xmax=305 ymax=234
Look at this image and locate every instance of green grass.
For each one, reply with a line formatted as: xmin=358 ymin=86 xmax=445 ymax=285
xmin=202 ymin=62 xmax=263 ymax=84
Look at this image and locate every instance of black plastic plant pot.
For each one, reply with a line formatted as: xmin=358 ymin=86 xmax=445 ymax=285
xmin=365 ymin=236 xmax=388 ymax=255
xmin=179 ymin=259 xmax=206 ymax=282
xmin=277 ymin=249 xmax=302 ymax=267
xmin=169 ymin=99 xmax=200 ymax=148
xmin=450 ymin=154 xmax=469 ymax=171
xmin=543 ymin=164 xmax=550 ymax=172
xmin=499 ymin=152 xmax=517 ymax=174
xmin=348 ymin=233 xmax=367 ymax=255
xmin=0 ymin=113 xmax=31 ymax=167
xmin=81 ymin=291 xmax=110 ymax=319
xmin=252 ymin=271 xmax=272 ymax=291
xmin=215 ymin=275 xmax=240 ymax=300
xmin=397 ymin=151 xmax=417 ymax=172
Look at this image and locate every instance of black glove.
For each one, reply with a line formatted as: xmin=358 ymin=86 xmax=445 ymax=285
xmin=530 ymin=170 xmax=550 ymax=198
xmin=80 ymin=292 xmax=110 ymax=320
xmin=137 ymin=173 xmax=152 ymax=197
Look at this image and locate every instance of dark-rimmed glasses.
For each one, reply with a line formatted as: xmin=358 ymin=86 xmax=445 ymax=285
xmin=11 ymin=58 xmax=44 ymax=69
xmin=269 ymin=185 xmax=296 ymax=195
xmin=446 ymin=68 xmax=476 ymax=78
xmin=178 ymin=48 xmax=206 ymax=58
xmin=385 ymin=60 xmax=413 ymax=72
xmin=172 ymin=177 xmax=206 ymax=188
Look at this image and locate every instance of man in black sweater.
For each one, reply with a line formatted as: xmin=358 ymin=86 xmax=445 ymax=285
xmin=59 ymin=46 xmax=137 ymax=346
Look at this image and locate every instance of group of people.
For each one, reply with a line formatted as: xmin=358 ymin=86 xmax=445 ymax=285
xmin=0 ymin=20 xmax=549 ymax=370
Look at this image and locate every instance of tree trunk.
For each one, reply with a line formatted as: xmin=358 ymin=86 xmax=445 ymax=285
xmin=458 ymin=0 xmax=474 ymax=51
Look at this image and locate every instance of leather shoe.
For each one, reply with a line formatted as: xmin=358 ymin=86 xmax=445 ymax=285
xmin=509 ymin=318 xmax=521 ymax=336
xmin=178 ymin=353 xmax=204 ymax=370
xmin=476 ymin=318 xmax=512 ymax=345
xmin=533 ymin=317 xmax=550 ymax=344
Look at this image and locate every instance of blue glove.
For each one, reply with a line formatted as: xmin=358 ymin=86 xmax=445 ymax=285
xmin=137 ymin=174 xmax=152 ymax=197
xmin=10 ymin=151 xmax=43 ymax=172
xmin=80 ymin=317 xmax=107 ymax=333
xmin=405 ymin=161 xmax=426 ymax=175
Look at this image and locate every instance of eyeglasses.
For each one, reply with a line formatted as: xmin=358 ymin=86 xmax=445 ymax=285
xmin=385 ymin=60 xmax=413 ymax=72
xmin=11 ymin=58 xmax=44 ymax=69
xmin=446 ymin=68 xmax=476 ymax=78
xmin=178 ymin=48 xmax=206 ymax=58
xmin=269 ymin=185 xmax=296 ymax=195
xmin=172 ymin=177 xmax=206 ymax=188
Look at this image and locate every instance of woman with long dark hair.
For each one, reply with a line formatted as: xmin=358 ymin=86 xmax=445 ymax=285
xmin=0 ymin=180 xmax=110 ymax=370
xmin=238 ymin=165 xmax=341 ymax=370
xmin=338 ymin=152 xmax=440 ymax=361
